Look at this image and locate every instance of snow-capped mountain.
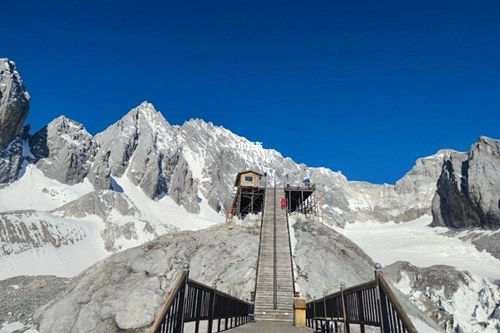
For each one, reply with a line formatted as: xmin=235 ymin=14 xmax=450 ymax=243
xmin=2 ymin=58 xmax=500 ymax=333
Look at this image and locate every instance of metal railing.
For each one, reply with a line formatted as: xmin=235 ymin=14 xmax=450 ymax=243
xmin=273 ymin=185 xmax=278 ymax=310
xmin=151 ymin=263 xmax=250 ymax=333
xmin=306 ymin=264 xmax=418 ymax=333
xmin=284 ymin=202 xmax=296 ymax=299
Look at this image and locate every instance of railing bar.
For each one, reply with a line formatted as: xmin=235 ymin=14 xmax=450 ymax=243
xmin=273 ymin=186 xmax=278 ymax=310
xmin=368 ymin=289 xmax=374 ymax=322
xmin=397 ymin=311 xmax=403 ymax=333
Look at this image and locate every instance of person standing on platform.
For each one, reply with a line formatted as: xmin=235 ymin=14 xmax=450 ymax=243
xmin=280 ymin=197 xmax=286 ymax=209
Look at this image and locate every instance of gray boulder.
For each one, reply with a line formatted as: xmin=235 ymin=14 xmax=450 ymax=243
xmin=29 ymin=116 xmax=98 ymax=185
xmin=0 ymin=58 xmax=30 ymax=149
xmin=432 ymin=136 xmax=500 ymax=230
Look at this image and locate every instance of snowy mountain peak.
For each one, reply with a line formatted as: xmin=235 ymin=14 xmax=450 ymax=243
xmin=27 ymin=114 xmax=98 ymax=185
xmin=130 ymin=101 xmax=171 ymax=128
xmin=50 ymin=115 xmax=86 ymax=129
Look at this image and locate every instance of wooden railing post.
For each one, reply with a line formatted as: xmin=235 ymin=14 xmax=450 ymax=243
xmin=340 ymin=282 xmax=347 ymax=332
xmin=177 ymin=262 xmax=190 ymax=333
xmin=374 ymin=263 xmax=389 ymax=333
xmin=356 ymin=290 xmax=365 ymax=333
xmin=207 ymin=280 xmax=217 ymax=333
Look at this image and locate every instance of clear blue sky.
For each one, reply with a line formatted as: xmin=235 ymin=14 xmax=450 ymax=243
xmin=3 ymin=0 xmax=499 ymax=184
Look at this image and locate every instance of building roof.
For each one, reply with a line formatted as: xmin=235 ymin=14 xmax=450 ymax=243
xmin=234 ymin=170 xmax=263 ymax=186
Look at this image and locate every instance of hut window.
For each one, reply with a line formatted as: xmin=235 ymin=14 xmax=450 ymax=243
xmin=244 ymin=176 xmax=253 ymax=182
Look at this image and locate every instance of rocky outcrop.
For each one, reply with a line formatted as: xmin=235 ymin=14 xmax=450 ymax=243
xmin=0 ymin=210 xmax=88 ymax=256
xmin=33 ymin=223 xmax=260 ymax=333
xmin=29 ymin=116 xmax=98 ymax=185
xmin=383 ymin=261 xmax=500 ymax=332
xmin=0 ymin=92 xmax=447 ymax=222
xmin=292 ymin=216 xmax=375 ymax=299
xmin=0 ymin=58 xmax=31 ymax=186
xmin=93 ymin=102 xmax=173 ymax=179
xmin=87 ymin=150 xmax=112 ymax=190
xmin=27 ymin=215 xmax=441 ymax=333
xmin=0 ymin=59 xmax=30 ymax=149
xmin=304 ymin=150 xmax=446 ymax=227
xmin=0 ymin=137 xmax=24 ymax=187
xmin=51 ymin=190 xmax=178 ymax=252
xmin=431 ymin=136 xmax=500 ymax=230
xmin=178 ymin=119 xmax=446 ymax=226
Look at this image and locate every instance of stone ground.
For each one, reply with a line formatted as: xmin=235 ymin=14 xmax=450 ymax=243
xmin=225 ymin=321 xmax=313 ymax=332
xmin=0 ymin=275 xmax=70 ymax=328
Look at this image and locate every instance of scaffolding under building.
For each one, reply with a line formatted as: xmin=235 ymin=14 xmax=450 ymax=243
xmin=226 ymin=170 xmax=322 ymax=224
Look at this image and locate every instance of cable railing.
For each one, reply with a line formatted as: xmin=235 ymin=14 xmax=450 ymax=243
xmin=306 ymin=264 xmax=418 ymax=333
xmin=151 ymin=263 xmax=250 ymax=333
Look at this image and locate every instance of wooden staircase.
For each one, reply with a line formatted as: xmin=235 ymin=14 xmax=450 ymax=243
xmin=254 ymin=187 xmax=295 ymax=321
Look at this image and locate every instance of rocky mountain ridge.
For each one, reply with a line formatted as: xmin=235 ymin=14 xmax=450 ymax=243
xmin=1 ymin=57 xmax=500 ymax=333
xmin=1 ymin=99 xmax=449 ymax=226
xmin=1 ymin=57 xmax=500 ymax=261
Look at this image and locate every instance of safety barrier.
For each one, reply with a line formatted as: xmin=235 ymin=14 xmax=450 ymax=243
xmin=151 ymin=263 xmax=250 ymax=333
xmin=306 ymin=264 xmax=418 ymax=333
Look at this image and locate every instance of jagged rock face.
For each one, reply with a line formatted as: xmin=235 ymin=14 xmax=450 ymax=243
xmin=179 ymin=119 xmax=445 ymax=226
xmin=304 ymin=151 xmax=446 ymax=227
xmin=29 ymin=116 xmax=98 ymax=185
xmin=0 ymin=96 xmax=446 ymax=223
xmin=383 ymin=261 xmax=500 ymax=332
xmin=93 ymin=102 xmax=202 ymax=213
xmin=432 ymin=136 xmax=500 ymax=230
xmin=0 ymin=137 xmax=24 ymax=187
xmin=87 ymin=150 xmax=112 ymax=190
xmin=0 ymin=59 xmax=30 ymax=149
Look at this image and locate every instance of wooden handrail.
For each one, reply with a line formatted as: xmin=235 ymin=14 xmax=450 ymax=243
xmin=306 ymin=272 xmax=419 ymax=332
xmin=273 ymin=185 xmax=278 ymax=309
xmin=150 ymin=272 xmax=250 ymax=333
xmin=187 ymin=279 xmax=248 ymax=304
xmin=150 ymin=271 xmax=187 ymax=333
xmin=322 ymin=280 xmax=377 ymax=300
xmin=377 ymin=272 xmax=419 ymax=333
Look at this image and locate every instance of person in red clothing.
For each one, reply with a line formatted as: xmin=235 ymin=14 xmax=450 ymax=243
xmin=280 ymin=198 xmax=286 ymax=210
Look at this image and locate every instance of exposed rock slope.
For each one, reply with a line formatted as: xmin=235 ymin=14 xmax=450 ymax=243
xmin=383 ymin=261 xmax=500 ymax=333
xmin=0 ymin=210 xmax=89 ymax=256
xmin=432 ymin=136 xmax=500 ymax=230
xmin=51 ymin=190 xmax=178 ymax=252
xmin=0 ymin=58 xmax=30 ymax=149
xmin=33 ymin=223 xmax=260 ymax=333
xmin=29 ymin=217 xmax=439 ymax=333
xmin=0 ymin=58 xmax=30 ymax=186
xmin=29 ymin=116 xmax=99 ymax=185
